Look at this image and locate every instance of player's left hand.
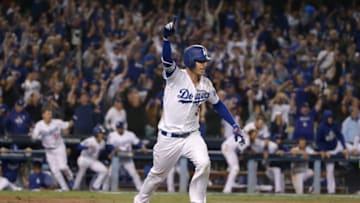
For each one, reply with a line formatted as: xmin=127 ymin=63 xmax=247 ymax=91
xmin=163 ymin=17 xmax=177 ymax=39
xmin=233 ymin=124 xmax=245 ymax=145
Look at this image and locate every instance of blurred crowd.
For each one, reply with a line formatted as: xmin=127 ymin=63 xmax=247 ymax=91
xmin=0 ymin=0 xmax=360 ymax=193
xmin=0 ymin=0 xmax=359 ymax=142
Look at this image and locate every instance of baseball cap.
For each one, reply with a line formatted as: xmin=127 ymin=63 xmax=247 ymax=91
xmin=115 ymin=121 xmax=124 ymax=129
xmin=301 ymin=102 xmax=309 ymax=107
xmin=16 ymin=99 xmax=25 ymax=107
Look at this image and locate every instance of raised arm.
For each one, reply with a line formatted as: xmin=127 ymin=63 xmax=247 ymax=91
xmin=162 ymin=17 xmax=177 ymax=77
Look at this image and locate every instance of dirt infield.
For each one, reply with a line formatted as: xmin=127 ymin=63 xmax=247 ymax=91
xmin=1 ymin=192 xmax=360 ymax=203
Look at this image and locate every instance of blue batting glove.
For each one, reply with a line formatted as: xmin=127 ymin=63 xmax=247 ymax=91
xmin=163 ymin=17 xmax=177 ymax=39
xmin=233 ymin=124 xmax=245 ymax=145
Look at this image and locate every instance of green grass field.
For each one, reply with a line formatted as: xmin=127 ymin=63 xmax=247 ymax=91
xmin=0 ymin=191 xmax=360 ymax=203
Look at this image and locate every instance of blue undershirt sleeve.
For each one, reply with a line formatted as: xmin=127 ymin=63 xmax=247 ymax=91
xmin=213 ymin=100 xmax=236 ymax=127
xmin=77 ymin=144 xmax=88 ymax=151
xmin=162 ymin=40 xmax=176 ymax=77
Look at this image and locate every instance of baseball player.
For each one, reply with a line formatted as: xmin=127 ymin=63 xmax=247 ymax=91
xmin=290 ymin=137 xmax=315 ymax=194
xmin=134 ymin=18 xmax=244 ymax=203
xmin=221 ymin=106 xmax=244 ymax=193
xmin=316 ymin=110 xmax=349 ymax=194
xmin=243 ymin=115 xmax=270 ymax=140
xmin=28 ymin=161 xmax=55 ymax=191
xmin=0 ymin=160 xmax=22 ymax=191
xmin=72 ymin=125 xmax=108 ymax=191
xmin=31 ymin=108 xmax=74 ymax=191
xmin=106 ymin=121 xmax=147 ymax=191
xmin=243 ymin=127 xmax=282 ymax=193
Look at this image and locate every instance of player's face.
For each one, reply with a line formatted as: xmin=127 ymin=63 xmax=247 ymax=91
xmin=193 ymin=61 xmax=208 ymax=76
xmin=15 ymin=105 xmax=23 ymax=112
xmin=117 ymin=127 xmax=124 ymax=135
xmin=298 ymin=139 xmax=306 ymax=149
xmin=327 ymin=117 xmax=333 ymax=124
xmin=97 ymin=133 xmax=104 ymax=142
xmin=115 ymin=102 xmax=123 ymax=110
xmin=255 ymin=119 xmax=264 ymax=129
xmin=249 ymin=131 xmax=257 ymax=141
xmin=42 ymin=110 xmax=53 ymax=123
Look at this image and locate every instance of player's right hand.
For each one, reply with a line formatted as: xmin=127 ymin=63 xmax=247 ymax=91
xmin=163 ymin=17 xmax=177 ymax=39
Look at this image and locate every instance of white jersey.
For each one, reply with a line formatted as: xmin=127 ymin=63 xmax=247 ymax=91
xmin=107 ymin=130 xmax=140 ymax=152
xmin=243 ymin=122 xmax=270 ymax=139
xmin=158 ymin=64 xmax=219 ymax=133
xmin=32 ymin=119 xmax=70 ymax=149
xmin=291 ymin=146 xmax=315 ymax=174
xmin=79 ymin=136 xmax=105 ymax=159
xmin=104 ymin=107 xmax=127 ymax=131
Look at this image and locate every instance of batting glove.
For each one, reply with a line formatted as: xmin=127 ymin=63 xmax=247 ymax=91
xmin=233 ymin=124 xmax=245 ymax=145
xmin=163 ymin=17 xmax=177 ymax=39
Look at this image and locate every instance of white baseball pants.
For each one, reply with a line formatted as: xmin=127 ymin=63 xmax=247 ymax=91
xmin=73 ymin=156 xmax=108 ymax=190
xmin=134 ymin=131 xmax=210 ymax=203
xmin=46 ymin=144 xmax=74 ymax=190
xmin=221 ymin=141 xmax=239 ymax=193
xmin=266 ymin=167 xmax=285 ymax=193
xmin=291 ymin=169 xmax=314 ymax=194
xmin=0 ymin=176 xmax=19 ymax=190
xmin=326 ymin=141 xmax=344 ymax=194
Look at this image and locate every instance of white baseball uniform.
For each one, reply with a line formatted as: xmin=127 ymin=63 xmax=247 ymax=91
xmin=32 ymin=119 xmax=74 ymax=191
xmin=242 ymin=130 xmax=284 ymax=193
xmin=135 ymin=60 xmax=219 ymax=203
xmin=0 ymin=176 xmax=21 ymax=191
xmin=104 ymin=107 xmax=127 ymax=131
xmin=221 ymin=115 xmax=245 ymax=193
xmin=73 ymin=136 xmax=107 ymax=190
xmin=106 ymin=130 xmax=143 ymax=191
xmin=290 ymin=146 xmax=315 ymax=194
xmin=243 ymin=122 xmax=270 ymax=139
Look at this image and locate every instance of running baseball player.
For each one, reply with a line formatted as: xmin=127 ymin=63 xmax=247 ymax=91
xmin=31 ymin=108 xmax=74 ymax=191
xmin=106 ymin=121 xmax=147 ymax=191
xmin=73 ymin=125 xmax=108 ymax=191
xmin=134 ymin=18 xmax=244 ymax=203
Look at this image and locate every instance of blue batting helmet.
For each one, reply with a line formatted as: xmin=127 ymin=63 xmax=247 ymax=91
xmin=93 ymin=125 xmax=106 ymax=136
xmin=183 ymin=45 xmax=211 ymax=69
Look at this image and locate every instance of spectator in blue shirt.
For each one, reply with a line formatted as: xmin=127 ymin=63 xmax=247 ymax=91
xmin=73 ymin=92 xmax=98 ymax=136
xmin=341 ymin=106 xmax=360 ymax=155
xmin=293 ymin=102 xmax=317 ymax=141
xmin=3 ymin=99 xmax=33 ymax=136
xmin=316 ymin=109 xmax=349 ymax=194
xmin=28 ymin=161 xmax=54 ymax=190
